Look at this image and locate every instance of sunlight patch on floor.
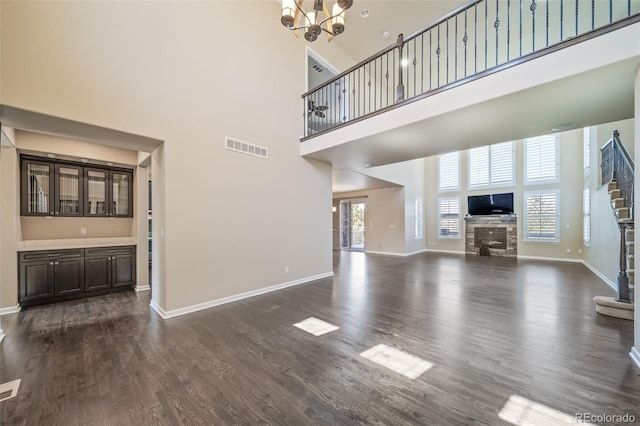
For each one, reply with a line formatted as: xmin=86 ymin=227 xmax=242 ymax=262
xmin=0 ymin=379 xmax=21 ymax=402
xmin=498 ymin=394 xmax=594 ymax=425
xmin=360 ymin=344 xmax=433 ymax=379
xmin=293 ymin=317 xmax=340 ymax=336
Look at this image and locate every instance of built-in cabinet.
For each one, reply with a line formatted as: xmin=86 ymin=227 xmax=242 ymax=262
xmin=19 ymin=246 xmax=136 ymax=308
xmin=21 ymin=156 xmax=133 ymax=217
xmin=85 ymin=246 xmax=136 ymax=290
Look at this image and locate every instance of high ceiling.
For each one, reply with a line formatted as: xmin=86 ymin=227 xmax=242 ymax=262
xmin=331 ymin=1 xmax=469 ymax=61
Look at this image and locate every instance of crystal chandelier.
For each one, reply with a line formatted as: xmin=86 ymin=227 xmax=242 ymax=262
xmin=281 ymin=0 xmax=354 ymax=42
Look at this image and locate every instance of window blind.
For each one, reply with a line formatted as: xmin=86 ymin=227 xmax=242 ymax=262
xmin=438 ymin=152 xmax=460 ymax=191
xmin=524 ymin=191 xmax=559 ymax=241
xmin=438 ymin=197 xmax=460 ymax=238
xmin=468 ymin=141 xmax=513 ymax=188
xmin=583 ymin=127 xmax=591 ymax=175
xmin=525 ymin=134 xmax=558 ymax=183
xmin=414 ymin=198 xmax=423 ymax=239
xmin=583 ymin=187 xmax=590 ymax=243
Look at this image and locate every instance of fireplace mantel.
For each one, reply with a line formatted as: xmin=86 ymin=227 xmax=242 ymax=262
xmin=464 ymin=215 xmax=517 ymax=257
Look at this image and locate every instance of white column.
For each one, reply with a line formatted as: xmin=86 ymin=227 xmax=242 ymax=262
xmin=135 ymin=164 xmax=150 ymax=291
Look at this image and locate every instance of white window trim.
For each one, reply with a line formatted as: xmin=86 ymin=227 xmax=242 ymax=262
xmin=523 ymin=189 xmax=560 ymax=243
xmin=524 ymin=134 xmax=560 ymax=185
xmin=583 ymin=127 xmax=591 ymax=177
xmin=414 ymin=198 xmax=424 ymax=240
xmin=438 ymin=151 xmax=460 ymax=193
xmin=467 ymin=141 xmax=516 ymax=190
xmin=583 ymin=186 xmax=591 ymax=246
xmin=437 ymin=196 xmax=461 ymax=240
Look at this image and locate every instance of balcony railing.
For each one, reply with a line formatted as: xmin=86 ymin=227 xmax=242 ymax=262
xmin=302 ymin=0 xmax=640 ymax=139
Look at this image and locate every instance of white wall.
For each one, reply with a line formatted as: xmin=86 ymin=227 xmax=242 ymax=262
xmin=0 ymin=1 xmax=356 ymax=314
xmin=634 ymin=66 xmax=640 ymax=367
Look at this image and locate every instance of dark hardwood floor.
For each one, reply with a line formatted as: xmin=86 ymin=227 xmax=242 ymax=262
xmin=1 ymin=251 xmax=638 ymax=425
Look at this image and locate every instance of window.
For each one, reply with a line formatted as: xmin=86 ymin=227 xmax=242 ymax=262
xmin=438 ymin=197 xmax=461 ymax=239
xmin=583 ymin=186 xmax=590 ymax=244
xmin=523 ymin=190 xmax=559 ymax=241
xmin=524 ymin=134 xmax=559 ymax=184
xmin=438 ymin=152 xmax=460 ymax=191
xmin=468 ymin=141 xmax=514 ymax=188
xmin=583 ymin=127 xmax=591 ymax=175
xmin=414 ymin=198 xmax=423 ymax=239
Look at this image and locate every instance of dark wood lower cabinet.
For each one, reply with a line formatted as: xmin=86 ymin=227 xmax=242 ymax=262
xmin=19 ymin=246 xmax=136 ymax=308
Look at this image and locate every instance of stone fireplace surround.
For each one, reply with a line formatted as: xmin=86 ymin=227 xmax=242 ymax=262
xmin=464 ymin=215 xmax=517 ymax=257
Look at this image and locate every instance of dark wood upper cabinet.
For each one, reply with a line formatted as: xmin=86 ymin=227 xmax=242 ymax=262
xmin=20 ymin=155 xmax=133 ymax=218
xmin=21 ymin=159 xmax=55 ymax=216
xmin=84 ymin=168 xmax=133 ymax=217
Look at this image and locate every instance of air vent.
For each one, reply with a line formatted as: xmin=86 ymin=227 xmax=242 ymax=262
xmin=311 ymin=64 xmax=324 ymax=73
xmin=225 ymin=137 xmax=268 ymax=159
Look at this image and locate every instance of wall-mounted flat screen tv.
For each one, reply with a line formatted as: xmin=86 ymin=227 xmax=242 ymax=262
xmin=468 ymin=192 xmax=514 ymax=215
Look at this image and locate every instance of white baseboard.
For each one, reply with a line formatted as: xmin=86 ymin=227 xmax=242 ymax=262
xmin=0 ymin=305 xmax=21 ymax=316
xmin=365 ymin=250 xmax=407 ymax=257
xmin=517 ymin=255 xmax=584 ymax=263
xmin=135 ymin=284 xmax=151 ymax=292
xmin=422 ymin=249 xmax=466 ymax=255
xmin=582 ymin=260 xmax=617 ymax=291
xmin=630 ymin=347 xmax=640 ymax=370
xmin=149 ymin=271 xmax=334 ymax=320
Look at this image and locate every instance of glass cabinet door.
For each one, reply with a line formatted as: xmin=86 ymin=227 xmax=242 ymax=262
xmin=22 ymin=160 xmax=54 ymax=215
xmin=55 ymin=164 xmax=83 ymax=216
xmin=85 ymin=169 xmax=108 ymax=216
xmin=112 ymin=172 xmax=131 ymax=217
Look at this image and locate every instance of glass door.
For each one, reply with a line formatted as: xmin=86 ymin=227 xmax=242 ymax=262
xmin=85 ymin=168 xmax=107 ymax=216
xmin=55 ymin=164 xmax=82 ymax=216
xmin=111 ymin=172 xmax=130 ymax=217
xmin=339 ymin=199 xmax=365 ymax=251
xmin=22 ymin=160 xmax=54 ymax=215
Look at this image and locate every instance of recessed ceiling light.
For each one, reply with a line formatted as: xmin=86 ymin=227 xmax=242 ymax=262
xmin=106 ymin=162 xmax=114 ymax=166
xmin=47 ymin=153 xmax=56 ymax=158
xmin=360 ymin=9 xmax=369 ymax=18
xmin=401 ymin=58 xmax=409 ymax=67
xmin=551 ymin=123 xmax=576 ymax=132
xmin=382 ymin=31 xmax=391 ymax=39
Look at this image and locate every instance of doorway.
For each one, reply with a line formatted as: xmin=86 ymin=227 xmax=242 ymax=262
xmin=340 ymin=199 xmax=365 ymax=251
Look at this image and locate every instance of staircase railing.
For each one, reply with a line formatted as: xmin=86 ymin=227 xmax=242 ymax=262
xmin=302 ymin=0 xmax=640 ymax=139
xmin=601 ymin=130 xmax=634 ymax=303
xmin=601 ymin=130 xmax=635 ymax=221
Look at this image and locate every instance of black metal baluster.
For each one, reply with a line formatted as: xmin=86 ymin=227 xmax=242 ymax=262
xmin=629 ymin=0 xmax=632 ymax=17
xmin=455 ymin=15 xmax=458 ymax=82
xmin=575 ymin=0 xmax=579 ymax=36
xmin=485 ymin=0 xmax=488 ymax=70
xmin=609 ymin=0 xmax=613 ymax=23
xmin=547 ymin=0 xmax=550 ymax=46
xmin=386 ymin=54 xmax=389 ymax=107
xmin=368 ymin=62 xmax=371 ymax=115
xmin=413 ymin=39 xmax=417 ymax=97
xmin=507 ymin=0 xmax=511 ymax=61
xmin=531 ymin=1 xmax=537 ymax=52
xmin=519 ymin=0 xmax=523 ymax=56
xmin=475 ymin=3 xmax=478 ymax=74
xmin=374 ymin=58 xmax=377 ymax=112
xmin=342 ymin=77 xmax=347 ymax=122
xmin=421 ymin=33 xmax=424 ymax=94
xmin=495 ymin=0 xmax=500 ymax=66
xmin=446 ymin=20 xmax=450 ymax=84
xmin=392 ymin=49 xmax=396 ymax=103
xmin=464 ymin=8 xmax=468 ymax=77
xmin=437 ymin=25 xmax=441 ymax=87
xmin=430 ymin=29 xmax=433 ymax=90
xmin=561 ymin=0 xmax=564 ymax=40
